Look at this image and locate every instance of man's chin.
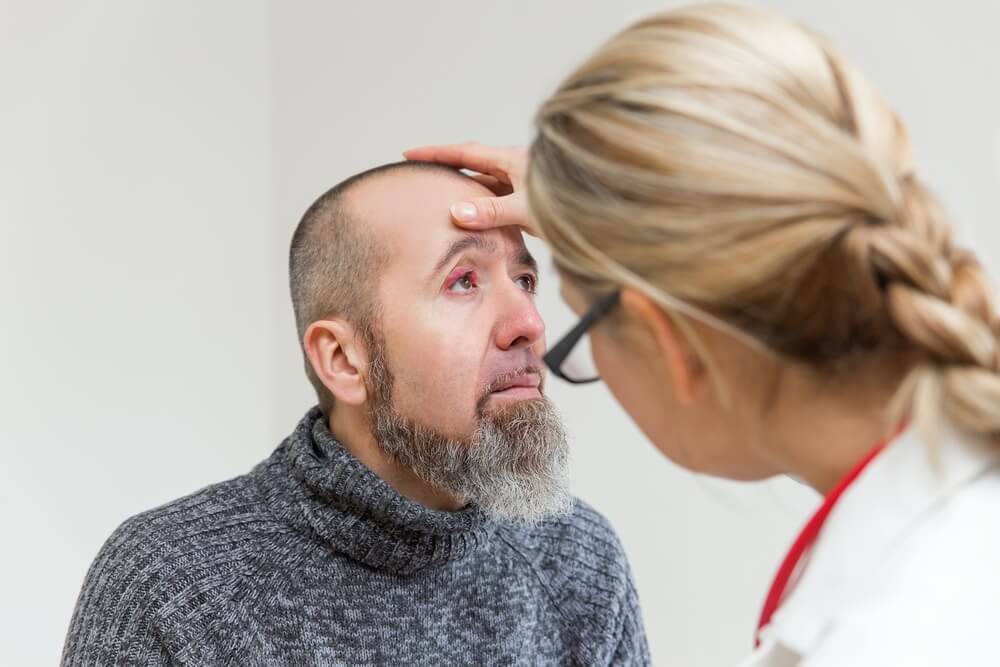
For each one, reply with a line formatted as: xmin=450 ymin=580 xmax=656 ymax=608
xmin=373 ymin=384 xmax=570 ymax=524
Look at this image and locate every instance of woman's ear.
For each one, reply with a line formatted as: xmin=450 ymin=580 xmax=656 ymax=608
xmin=619 ymin=287 xmax=704 ymax=405
xmin=303 ymin=320 xmax=369 ymax=406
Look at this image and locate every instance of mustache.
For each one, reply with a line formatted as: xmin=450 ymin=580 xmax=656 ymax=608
xmin=476 ymin=366 xmax=545 ymax=414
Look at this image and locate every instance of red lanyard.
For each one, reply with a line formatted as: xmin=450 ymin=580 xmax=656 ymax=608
xmin=754 ymin=422 xmax=908 ymax=647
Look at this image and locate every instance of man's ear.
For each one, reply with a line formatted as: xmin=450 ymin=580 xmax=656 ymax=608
xmin=619 ymin=287 xmax=704 ymax=405
xmin=303 ymin=319 xmax=370 ymax=406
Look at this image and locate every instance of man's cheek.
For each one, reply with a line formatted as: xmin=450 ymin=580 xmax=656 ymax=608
xmin=430 ymin=368 xmax=479 ymax=434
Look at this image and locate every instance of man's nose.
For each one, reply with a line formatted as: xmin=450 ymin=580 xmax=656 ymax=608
xmin=494 ymin=287 xmax=545 ymax=352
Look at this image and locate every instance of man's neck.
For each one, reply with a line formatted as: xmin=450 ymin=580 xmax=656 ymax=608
xmin=326 ymin=408 xmax=465 ymax=512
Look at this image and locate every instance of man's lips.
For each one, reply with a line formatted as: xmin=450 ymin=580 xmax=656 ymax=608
xmin=487 ymin=372 xmax=543 ymax=401
xmin=491 ymin=372 xmax=542 ymax=393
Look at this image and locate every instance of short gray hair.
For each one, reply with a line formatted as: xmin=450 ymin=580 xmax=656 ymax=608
xmin=289 ymin=160 xmax=467 ymax=414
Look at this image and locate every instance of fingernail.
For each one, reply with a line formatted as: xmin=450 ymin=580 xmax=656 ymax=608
xmin=451 ymin=202 xmax=477 ymax=222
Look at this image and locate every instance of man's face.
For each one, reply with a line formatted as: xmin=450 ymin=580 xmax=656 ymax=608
xmin=346 ymin=169 xmax=569 ymax=522
xmin=351 ymin=171 xmax=547 ymax=439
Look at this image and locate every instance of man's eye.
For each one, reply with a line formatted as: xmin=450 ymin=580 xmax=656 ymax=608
xmin=516 ymin=274 xmax=538 ymax=293
xmin=448 ymin=271 xmax=478 ymax=294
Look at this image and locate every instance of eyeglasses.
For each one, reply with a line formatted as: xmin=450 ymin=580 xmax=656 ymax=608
xmin=543 ymin=290 xmax=621 ymax=384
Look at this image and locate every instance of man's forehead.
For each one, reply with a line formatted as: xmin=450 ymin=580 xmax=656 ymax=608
xmin=346 ymin=168 xmax=487 ymax=232
xmin=345 ymin=169 xmax=525 ymax=263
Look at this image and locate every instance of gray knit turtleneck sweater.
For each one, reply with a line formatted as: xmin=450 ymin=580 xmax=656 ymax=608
xmin=62 ymin=407 xmax=650 ymax=666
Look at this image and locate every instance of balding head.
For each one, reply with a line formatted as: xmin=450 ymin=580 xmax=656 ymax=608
xmin=289 ymin=161 xmax=473 ymax=412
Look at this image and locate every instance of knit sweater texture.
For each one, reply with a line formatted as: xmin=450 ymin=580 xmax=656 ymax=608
xmin=62 ymin=407 xmax=649 ymax=666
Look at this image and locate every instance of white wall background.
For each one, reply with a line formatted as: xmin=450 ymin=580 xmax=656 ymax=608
xmin=3 ymin=2 xmax=999 ymax=665
xmin=0 ymin=1 xmax=274 ymax=664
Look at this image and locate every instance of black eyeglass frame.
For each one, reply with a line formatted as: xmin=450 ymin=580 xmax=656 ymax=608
xmin=543 ymin=290 xmax=621 ymax=384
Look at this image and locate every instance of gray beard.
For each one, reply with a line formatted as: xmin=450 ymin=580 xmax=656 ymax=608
xmin=365 ymin=333 xmax=572 ymax=524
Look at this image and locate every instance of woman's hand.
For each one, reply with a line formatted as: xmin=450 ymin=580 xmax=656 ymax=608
xmin=402 ymin=143 xmax=540 ymax=237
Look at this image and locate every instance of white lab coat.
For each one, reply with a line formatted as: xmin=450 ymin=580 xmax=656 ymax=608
xmin=739 ymin=419 xmax=1000 ymax=666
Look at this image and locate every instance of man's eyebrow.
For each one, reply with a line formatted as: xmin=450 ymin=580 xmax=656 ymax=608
xmin=430 ymin=234 xmax=500 ymax=279
xmin=515 ymin=247 xmax=539 ymax=275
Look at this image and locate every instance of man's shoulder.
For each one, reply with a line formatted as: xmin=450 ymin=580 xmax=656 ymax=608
xmin=114 ymin=473 xmax=267 ymax=552
xmin=500 ymin=497 xmax=633 ymax=591
xmin=495 ymin=498 xmax=646 ymax=663
xmin=530 ymin=497 xmax=628 ymax=559
xmin=78 ymin=473 xmax=280 ymax=613
xmin=63 ymin=472 xmax=289 ymax=663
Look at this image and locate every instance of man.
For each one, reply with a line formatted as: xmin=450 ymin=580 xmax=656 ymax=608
xmin=62 ymin=162 xmax=649 ymax=665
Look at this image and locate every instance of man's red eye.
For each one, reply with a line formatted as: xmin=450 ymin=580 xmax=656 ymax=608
xmin=447 ymin=270 xmax=478 ymax=293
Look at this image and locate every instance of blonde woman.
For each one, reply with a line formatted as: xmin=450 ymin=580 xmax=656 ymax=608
xmin=406 ymin=3 xmax=1000 ymax=665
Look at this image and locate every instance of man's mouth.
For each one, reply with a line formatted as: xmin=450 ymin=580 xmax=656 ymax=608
xmin=487 ymin=371 xmax=543 ymax=401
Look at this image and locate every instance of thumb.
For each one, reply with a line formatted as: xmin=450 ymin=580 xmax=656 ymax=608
xmin=450 ymin=197 xmax=508 ymax=227
xmin=449 ymin=193 xmax=539 ymax=236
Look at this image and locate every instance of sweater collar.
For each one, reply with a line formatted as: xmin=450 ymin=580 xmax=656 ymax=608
xmin=255 ymin=406 xmax=496 ymax=575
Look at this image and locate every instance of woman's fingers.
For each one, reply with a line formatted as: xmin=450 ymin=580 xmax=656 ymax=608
xmin=403 ymin=143 xmax=522 ymax=184
xmin=450 ymin=194 xmax=539 ymax=237
xmin=467 ymin=173 xmax=514 ymax=197
xmin=404 ymin=142 xmax=539 ymax=236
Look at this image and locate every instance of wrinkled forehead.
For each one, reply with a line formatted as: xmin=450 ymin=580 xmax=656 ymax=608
xmin=345 ymin=169 xmax=527 ymax=273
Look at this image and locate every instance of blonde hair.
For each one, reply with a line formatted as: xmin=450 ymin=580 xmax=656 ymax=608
xmin=527 ymin=3 xmax=1000 ymax=441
